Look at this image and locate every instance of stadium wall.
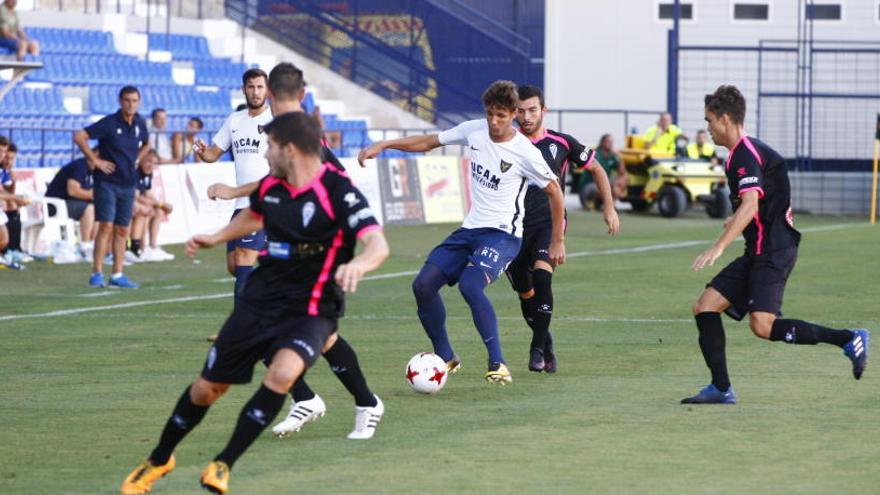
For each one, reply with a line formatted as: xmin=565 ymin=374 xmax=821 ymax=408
xmin=12 ymin=157 xmax=469 ymax=251
xmin=545 ymin=0 xmax=880 ymax=152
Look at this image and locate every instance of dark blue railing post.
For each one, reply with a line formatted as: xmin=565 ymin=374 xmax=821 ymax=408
xmin=667 ymin=0 xmax=680 ymax=122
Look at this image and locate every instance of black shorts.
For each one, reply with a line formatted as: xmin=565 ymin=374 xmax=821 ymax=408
xmin=708 ymin=247 xmax=798 ymax=321
xmin=201 ymin=304 xmax=337 ymax=384
xmin=505 ymin=222 xmax=553 ymax=293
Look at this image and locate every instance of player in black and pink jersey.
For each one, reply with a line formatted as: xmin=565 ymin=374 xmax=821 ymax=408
xmin=508 ymin=85 xmax=620 ymax=373
xmin=683 ymin=85 xmax=870 ymax=404
xmin=120 ymin=112 xmax=389 ymax=495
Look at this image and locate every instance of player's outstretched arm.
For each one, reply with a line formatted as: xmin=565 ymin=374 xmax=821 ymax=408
xmin=542 ymin=180 xmax=567 ymax=266
xmin=585 ymin=162 xmax=620 ymax=235
xmin=692 ymin=190 xmax=759 ymax=271
xmin=207 ymin=180 xmax=259 ymax=200
xmin=185 ymin=207 xmax=263 ymax=257
xmin=335 ymin=229 xmax=390 ymax=293
xmin=357 ymin=134 xmax=442 ymax=166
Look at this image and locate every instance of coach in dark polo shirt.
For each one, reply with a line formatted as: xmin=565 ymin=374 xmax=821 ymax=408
xmin=74 ymin=85 xmax=149 ymax=289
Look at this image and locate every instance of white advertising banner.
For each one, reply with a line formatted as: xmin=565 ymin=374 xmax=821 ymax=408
xmin=340 ymin=158 xmax=384 ymax=225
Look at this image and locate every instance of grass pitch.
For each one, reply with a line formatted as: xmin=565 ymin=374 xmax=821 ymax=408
xmin=1 ymin=208 xmax=878 ymax=494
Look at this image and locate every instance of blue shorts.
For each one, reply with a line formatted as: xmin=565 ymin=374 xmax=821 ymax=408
xmin=94 ymin=180 xmax=135 ymax=227
xmin=226 ymin=208 xmax=267 ymax=253
xmin=426 ymin=227 xmax=522 ymax=284
xmin=0 ymin=37 xmax=19 ymax=52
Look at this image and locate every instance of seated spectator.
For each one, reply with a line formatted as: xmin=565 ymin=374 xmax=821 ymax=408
xmin=642 ymin=111 xmax=683 ymax=155
xmin=686 ymin=129 xmax=718 ymax=163
xmin=45 ymin=153 xmax=97 ymax=260
xmin=0 ymin=0 xmax=38 ymax=61
xmin=0 ymin=188 xmax=28 ymax=270
xmin=577 ymin=134 xmax=629 ymax=208
xmin=2 ymin=141 xmax=28 ymax=262
xmin=129 ymin=151 xmax=174 ymax=262
xmin=172 ymin=117 xmax=204 ymax=163
xmin=148 ymin=108 xmax=175 ymax=164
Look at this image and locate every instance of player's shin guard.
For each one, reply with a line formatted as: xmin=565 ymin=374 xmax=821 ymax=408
xmin=530 ymin=270 xmax=553 ymax=350
xmin=149 ymin=386 xmax=209 ymax=466
xmin=519 ymin=294 xmax=535 ymax=330
xmin=459 ymin=266 xmax=505 ymax=364
xmin=770 ymin=319 xmax=854 ymax=348
xmin=233 ymin=265 xmax=254 ymax=307
xmin=324 ymin=337 xmax=377 ymax=407
xmin=695 ymin=312 xmax=731 ymax=392
xmin=215 ymin=385 xmax=285 ymax=469
xmin=412 ymin=264 xmax=455 ymax=361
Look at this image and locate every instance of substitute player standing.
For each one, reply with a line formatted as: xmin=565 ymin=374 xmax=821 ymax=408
xmin=510 ymin=85 xmax=620 ymax=373
xmin=683 ymin=85 xmax=870 ymax=404
xmin=359 ymin=80 xmax=566 ymax=383
xmin=120 ymin=112 xmax=389 ymax=495
xmin=195 ymin=68 xmax=273 ymax=306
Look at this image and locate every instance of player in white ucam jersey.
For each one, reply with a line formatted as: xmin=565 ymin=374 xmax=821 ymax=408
xmin=194 ymin=68 xmax=273 ymax=307
xmin=359 ymin=80 xmax=566 ymax=383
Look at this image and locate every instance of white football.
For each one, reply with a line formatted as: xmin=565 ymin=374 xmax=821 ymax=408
xmin=405 ymin=352 xmax=448 ymax=394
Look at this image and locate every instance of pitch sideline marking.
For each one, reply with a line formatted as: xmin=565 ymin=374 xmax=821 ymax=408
xmin=1 ymin=222 xmax=866 ymax=322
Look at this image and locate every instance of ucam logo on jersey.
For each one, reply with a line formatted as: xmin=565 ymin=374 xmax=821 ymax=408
xmin=499 ymin=160 xmax=513 ymax=173
xmin=470 ymin=162 xmax=501 ymax=190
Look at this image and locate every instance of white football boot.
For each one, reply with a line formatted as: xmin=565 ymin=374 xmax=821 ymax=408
xmin=347 ymin=395 xmax=384 ymax=440
xmin=272 ymin=394 xmax=327 ymax=438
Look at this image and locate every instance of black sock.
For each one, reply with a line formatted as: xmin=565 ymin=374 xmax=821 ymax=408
xmin=529 ymin=270 xmax=553 ymax=350
xmin=6 ymin=210 xmax=21 ymax=251
xmin=215 ymin=385 xmax=285 ymax=469
xmin=695 ymin=312 xmax=731 ymax=392
xmin=519 ymin=295 xmax=535 ymax=330
xmin=149 ymin=386 xmax=210 ymax=466
xmin=770 ymin=319 xmax=853 ymax=348
xmin=324 ymin=337 xmax=377 ymax=407
xmin=130 ymin=238 xmax=143 ymax=256
xmin=291 ymin=374 xmax=316 ymax=402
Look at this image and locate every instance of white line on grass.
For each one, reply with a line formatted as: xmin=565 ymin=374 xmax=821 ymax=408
xmin=3 ymin=222 xmax=866 ymax=322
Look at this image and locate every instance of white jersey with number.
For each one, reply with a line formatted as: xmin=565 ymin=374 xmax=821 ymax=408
xmin=213 ymin=107 xmax=273 ymax=209
xmin=438 ymin=119 xmax=556 ymax=237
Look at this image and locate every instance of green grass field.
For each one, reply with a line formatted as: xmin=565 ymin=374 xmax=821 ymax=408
xmin=2 ymin=209 xmax=879 ymax=494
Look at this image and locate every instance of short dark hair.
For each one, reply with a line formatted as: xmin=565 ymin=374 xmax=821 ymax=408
xmin=517 ymin=85 xmax=545 ymax=108
xmin=151 ymin=108 xmax=166 ymax=119
xmin=7 ymin=142 xmax=16 ymax=153
xmin=189 ymin=117 xmax=204 ymax=129
xmin=705 ymin=85 xmax=746 ymax=125
xmin=0 ymin=135 xmax=8 ymax=147
xmin=263 ymin=112 xmax=322 ymax=157
xmin=242 ymin=68 xmax=268 ymax=86
xmin=482 ymin=80 xmax=519 ymax=111
xmin=268 ymin=62 xmax=306 ymax=100
xmin=696 ymin=129 xmax=708 ymax=135
xmin=119 ymin=85 xmax=140 ymax=99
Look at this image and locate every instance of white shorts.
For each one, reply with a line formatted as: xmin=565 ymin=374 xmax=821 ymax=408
xmin=0 ymin=209 xmax=7 ymax=227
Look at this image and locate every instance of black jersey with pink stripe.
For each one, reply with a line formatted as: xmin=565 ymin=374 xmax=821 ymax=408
xmin=244 ymin=164 xmax=380 ymax=318
xmin=725 ymin=135 xmax=800 ymax=256
xmin=522 ymin=129 xmax=595 ymax=228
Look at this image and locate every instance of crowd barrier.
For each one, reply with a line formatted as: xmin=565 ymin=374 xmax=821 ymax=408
xmin=11 ymin=156 xmax=471 ymax=253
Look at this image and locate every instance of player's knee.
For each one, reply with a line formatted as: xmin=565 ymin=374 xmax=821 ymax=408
xmin=518 ymin=289 xmax=535 ymax=300
xmin=322 ymin=332 xmax=338 ymax=353
xmin=190 ymin=378 xmax=229 ymax=406
xmin=265 ymin=349 xmax=306 ymax=393
xmin=411 ymin=276 xmax=434 ymax=301
xmin=749 ymin=314 xmax=773 ymax=339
